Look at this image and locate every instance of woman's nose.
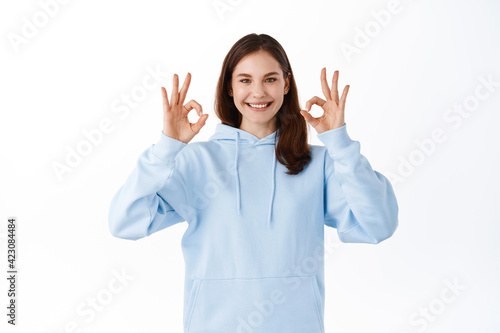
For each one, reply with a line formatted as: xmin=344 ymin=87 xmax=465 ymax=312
xmin=252 ymin=83 xmax=266 ymax=97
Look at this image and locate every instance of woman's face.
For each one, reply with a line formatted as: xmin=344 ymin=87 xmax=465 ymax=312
xmin=230 ymin=50 xmax=290 ymax=131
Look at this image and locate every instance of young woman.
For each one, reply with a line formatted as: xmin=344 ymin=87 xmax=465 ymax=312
xmin=108 ymin=33 xmax=399 ymax=333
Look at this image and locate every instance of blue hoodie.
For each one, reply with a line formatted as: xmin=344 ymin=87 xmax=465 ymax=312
xmin=108 ymin=122 xmax=399 ymax=333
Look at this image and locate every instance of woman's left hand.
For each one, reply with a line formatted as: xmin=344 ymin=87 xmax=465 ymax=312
xmin=300 ymin=68 xmax=350 ymax=134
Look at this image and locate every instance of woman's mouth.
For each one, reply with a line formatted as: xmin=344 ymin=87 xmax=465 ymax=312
xmin=246 ymin=102 xmax=272 ymax=111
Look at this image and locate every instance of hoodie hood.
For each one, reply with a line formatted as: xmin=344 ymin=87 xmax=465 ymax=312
xmin=209 ymin=123 xmax=279 ymax=228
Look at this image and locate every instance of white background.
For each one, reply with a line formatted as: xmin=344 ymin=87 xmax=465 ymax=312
xmin=1 ymin=0 xmax=499 ymax=332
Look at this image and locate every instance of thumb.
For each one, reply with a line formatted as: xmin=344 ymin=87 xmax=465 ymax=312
xmin=192 ymin=113 xmax=209 ymax=134
xmin=300 ymin=110 xmax=314 ymax=125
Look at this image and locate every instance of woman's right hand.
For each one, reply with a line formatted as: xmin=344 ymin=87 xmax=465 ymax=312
xmin=162 ymin=72 xmax=209 ymax=144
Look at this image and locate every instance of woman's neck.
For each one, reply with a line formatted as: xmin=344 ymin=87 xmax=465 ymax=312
xmin=238 ymin=121 xmax=277 ymax=140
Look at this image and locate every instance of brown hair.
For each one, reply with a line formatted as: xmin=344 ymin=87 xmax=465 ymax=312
xmin=214 ymin=33 xmax=311 ymax=175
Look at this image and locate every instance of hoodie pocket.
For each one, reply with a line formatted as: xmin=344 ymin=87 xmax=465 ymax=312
xmin=184 ymin=274 xmax=324 ymax=333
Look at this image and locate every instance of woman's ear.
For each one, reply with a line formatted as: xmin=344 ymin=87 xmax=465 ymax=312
xmin=284 ymin=72 xmax=291 ymax=94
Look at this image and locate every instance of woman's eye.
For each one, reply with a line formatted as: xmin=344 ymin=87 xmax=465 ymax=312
xmin=240 ymin=78 xmax=277 ymax=83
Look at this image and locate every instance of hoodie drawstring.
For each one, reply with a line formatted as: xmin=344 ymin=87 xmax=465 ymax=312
xmin=234 ymin=130 xmax=276 ymax=228
xmin=235 ymin=131 xmax=241 ymax=216
xmin=267 ymin=149 xmax=276 ymax=228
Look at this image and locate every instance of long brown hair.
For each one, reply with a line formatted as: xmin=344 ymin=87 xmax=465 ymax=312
xmin=214 ymin=33 xmax=311 ymax=175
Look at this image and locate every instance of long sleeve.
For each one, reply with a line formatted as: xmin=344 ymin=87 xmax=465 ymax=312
xmin=108 ymin=131 xmax=190 ymax=240
xmin=317 ymin=123 xmax=399 ymax=244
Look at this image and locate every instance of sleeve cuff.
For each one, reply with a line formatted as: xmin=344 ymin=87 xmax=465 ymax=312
xmin=151 ymin=131 xmax=188 ymax=163
xmin=317 ymin=123 xmax=357 ymax=158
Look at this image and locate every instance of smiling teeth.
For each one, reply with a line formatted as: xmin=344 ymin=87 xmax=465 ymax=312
xmin=248 ymin=103 xmax=270 ymax=108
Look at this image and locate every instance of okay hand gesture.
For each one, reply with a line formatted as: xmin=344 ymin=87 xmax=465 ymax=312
xmin=300 ymin=68 xmax=350 ymax=134
xmin=162 ymin=72 xmax=209 ymax=144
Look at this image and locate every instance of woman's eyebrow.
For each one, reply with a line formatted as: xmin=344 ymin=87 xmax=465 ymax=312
xmin=235 ymin=71 xmax=280 ymax=78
